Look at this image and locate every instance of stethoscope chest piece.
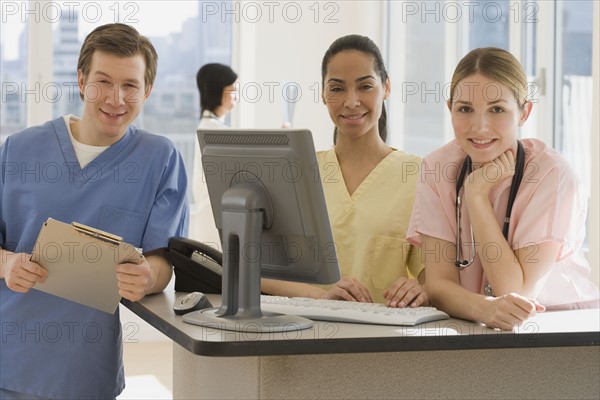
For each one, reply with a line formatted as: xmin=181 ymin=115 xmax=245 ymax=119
xmin=455 ymin=259 xmax=472 ymax=269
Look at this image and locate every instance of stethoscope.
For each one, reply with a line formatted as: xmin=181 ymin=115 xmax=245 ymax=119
xmin=454 ymin=141 xmax=525 ymax=294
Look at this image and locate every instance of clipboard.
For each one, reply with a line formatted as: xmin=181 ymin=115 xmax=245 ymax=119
xmin=30 ymin=218 xmax=143 ymax=314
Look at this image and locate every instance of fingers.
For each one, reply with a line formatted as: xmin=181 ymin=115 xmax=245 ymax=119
xmin=22 ymin=259 xmax=49 ymax=279
xmin=324 ymin=277 xmax=373 ymax=302
xmin=484 ymin=293 xmax=540 ymax=331
xmin=533 ymin=300 xmax=546 ymax=312
xmin=357 ymin=282 xmax=374 ymax=303
xmin=384 ymin=278 xmax=428 ymax=308
xmin=325 ymin=277 xmax=430 ymax=307
xmin=340 ymin=277 xmax=372 ymax=302
xmin=504 ymin=148 xmax=515 ymax=166
xmin=4 ymin=255 xmax=47 ymax=293
xmin=117 ymin=284 xmax=146 ymax=302
xmin=485 ymin=152 xmax=515 ymax=180
xmin=465 ymin=150 xmax=516 ymax=197
xmin=8 ymin=275 xmax=39 ymax=293
xmin=495 ymin=150 xmax=516 ymax=174
xmin=115 ymin=259 xmax=152 ymax=301
xmin=323 ymin=286 xmax=359 ymax=302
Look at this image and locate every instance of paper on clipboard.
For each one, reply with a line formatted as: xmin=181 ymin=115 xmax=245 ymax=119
xmin=30 ymin=218 xmax=143 ymax=314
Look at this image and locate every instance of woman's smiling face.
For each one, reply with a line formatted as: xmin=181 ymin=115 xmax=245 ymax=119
xmin=450 ymin=73 xmax=530 ymax=164
xmin=322 ymin=50 xmax=390 ymax=141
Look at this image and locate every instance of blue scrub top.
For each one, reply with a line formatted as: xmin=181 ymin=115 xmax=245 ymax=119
xmin=0 ymin=117 xmax=189 ymax=399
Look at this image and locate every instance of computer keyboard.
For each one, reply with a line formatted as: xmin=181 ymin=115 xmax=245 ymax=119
xmin=260 ymin=295 xmax=449 ymax=326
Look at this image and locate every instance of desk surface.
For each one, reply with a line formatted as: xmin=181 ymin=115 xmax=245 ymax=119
xmin=123 ymin=282 xmax=600 ymax=357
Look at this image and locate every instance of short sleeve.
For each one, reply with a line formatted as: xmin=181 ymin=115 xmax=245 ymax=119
xmin=141 ymin=147 xmax=190 ymax=252
xmin=511 ymin=161 xmax=586 ymax=261
xmin=407 ymin=158 xmax=457 ymax=246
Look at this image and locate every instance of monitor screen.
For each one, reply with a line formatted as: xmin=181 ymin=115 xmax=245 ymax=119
xmin=183 ymin=128 xmax=340 ymax=332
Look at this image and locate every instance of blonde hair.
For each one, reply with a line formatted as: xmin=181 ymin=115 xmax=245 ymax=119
xmin=449 ymin=47 xmax=528 ymax=108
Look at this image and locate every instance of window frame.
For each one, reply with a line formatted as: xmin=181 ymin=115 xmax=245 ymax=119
xmin=27 ymin=13 xmax=53 ymax=126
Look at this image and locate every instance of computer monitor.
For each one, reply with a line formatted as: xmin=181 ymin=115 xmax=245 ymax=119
xmin=183 ymin=129 xmax=341 ymax=332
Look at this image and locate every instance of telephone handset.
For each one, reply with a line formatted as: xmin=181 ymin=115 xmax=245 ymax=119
xmin=168 ymin=237 xmax=222 ymax=294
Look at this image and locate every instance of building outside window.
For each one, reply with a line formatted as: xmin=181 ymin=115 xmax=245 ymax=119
xmin=0 ymin=1 xmax=233 ymax=190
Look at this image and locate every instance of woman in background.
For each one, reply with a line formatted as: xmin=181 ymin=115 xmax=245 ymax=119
xmin=196 ymin=63 xmax=238 ymax=129
xmin=264 ymin=35 xmax=427 ymax=307
xmin=189 ymin=63 xmax=238 ymax=245
xmin=407 ymin=47 xmax=599 ymax=330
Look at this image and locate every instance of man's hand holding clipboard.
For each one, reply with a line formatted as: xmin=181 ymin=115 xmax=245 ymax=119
xmin=115 ymin=252 xmax=157 ymax=302
xmin=27 ymin=218 xmax=144 ymax=314
xmin=1 ymin=251 xmax=49 ymax=293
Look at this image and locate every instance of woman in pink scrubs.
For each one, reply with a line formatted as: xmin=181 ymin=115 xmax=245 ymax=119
xmin=407 ymin=47 xmax=599 ymax=330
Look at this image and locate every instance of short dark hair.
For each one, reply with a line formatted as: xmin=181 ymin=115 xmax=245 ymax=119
xmin=196 ymin=63 xmax=238 ymax=113
xmin=321 ymin=35 xmax=389 ymax=143
xmin=77 ymin=23 xmax=158 ymax=100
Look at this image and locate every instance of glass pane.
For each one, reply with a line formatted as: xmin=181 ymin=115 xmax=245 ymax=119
xmin=557 ymin=0 xmax=593 ymax=194
xmin=556 ymin=0 xmax=593 ymax=249
xmin=467 ymin=0 xmax=510 ymax=50
xmin=52 ymin=4 xmax=82 ymax=119
xmin=388 ymin=0 xmax=446 ymax=156
xmin=1 ymin=16 xmax=28 ymax=141
xmin=403 ymin=16 xmax=446 ymax=155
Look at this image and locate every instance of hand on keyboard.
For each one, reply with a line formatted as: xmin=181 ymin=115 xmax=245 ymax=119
xmin=261 ymin=295 xmax=449 ymax=326
xmin=383 ymin=277 xmax=429 ymax=308
xmin=320 ymin=277 xmax=373 ymax=303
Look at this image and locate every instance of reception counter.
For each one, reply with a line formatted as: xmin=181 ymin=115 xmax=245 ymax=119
xmin=123 ymin=284 xmax=600 ymax=399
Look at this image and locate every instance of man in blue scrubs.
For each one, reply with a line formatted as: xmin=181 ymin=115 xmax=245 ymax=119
xmin=0 ymin=23 xmax=189 ymax=399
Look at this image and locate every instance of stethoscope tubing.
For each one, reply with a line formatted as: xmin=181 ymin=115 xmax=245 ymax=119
xmin=454 ymin=141 xmax=526 ymax=269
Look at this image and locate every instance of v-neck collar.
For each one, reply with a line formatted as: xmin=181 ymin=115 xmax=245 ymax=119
xmin=52 ymin=117 xmax=135 ymax=187
xmin=325 ymin=149 xmax=399 ymax=206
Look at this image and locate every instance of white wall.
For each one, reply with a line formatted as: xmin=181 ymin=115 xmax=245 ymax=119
xmin=231 ymin=1 xmax=385 ymax=151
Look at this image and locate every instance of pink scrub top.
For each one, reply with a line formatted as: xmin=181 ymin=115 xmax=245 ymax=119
xmin=407 ymin=138 xmax=599 ymax=309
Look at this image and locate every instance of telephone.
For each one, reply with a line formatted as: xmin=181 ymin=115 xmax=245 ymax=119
xmin=168 ymin=237 xmax=222 ymax=294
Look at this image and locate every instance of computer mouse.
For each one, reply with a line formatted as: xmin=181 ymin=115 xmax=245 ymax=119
xmin=173 ymin=292 xmax=213 ymax=315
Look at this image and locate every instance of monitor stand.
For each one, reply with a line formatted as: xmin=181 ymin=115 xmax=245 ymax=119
xmin=183 ymin=183 xmax=314 ymax=333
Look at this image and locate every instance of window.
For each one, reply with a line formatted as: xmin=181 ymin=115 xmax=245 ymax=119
xmin=388 ymin=1 xmax=593 ymax=156
xmin=468 ymin=0 xmax=510 ymax=49
xmin=1 ymin=17 xmax=27 ymax=141
xmin=1 ymin=1 xmax=233 ymax=198
xmin=387 ymin=0 xmax=446 ymax=155
xmin=0 ymin=1 xmax=233 ymax=143
xmin=557 ymin=1 xmax=593 ymax=196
